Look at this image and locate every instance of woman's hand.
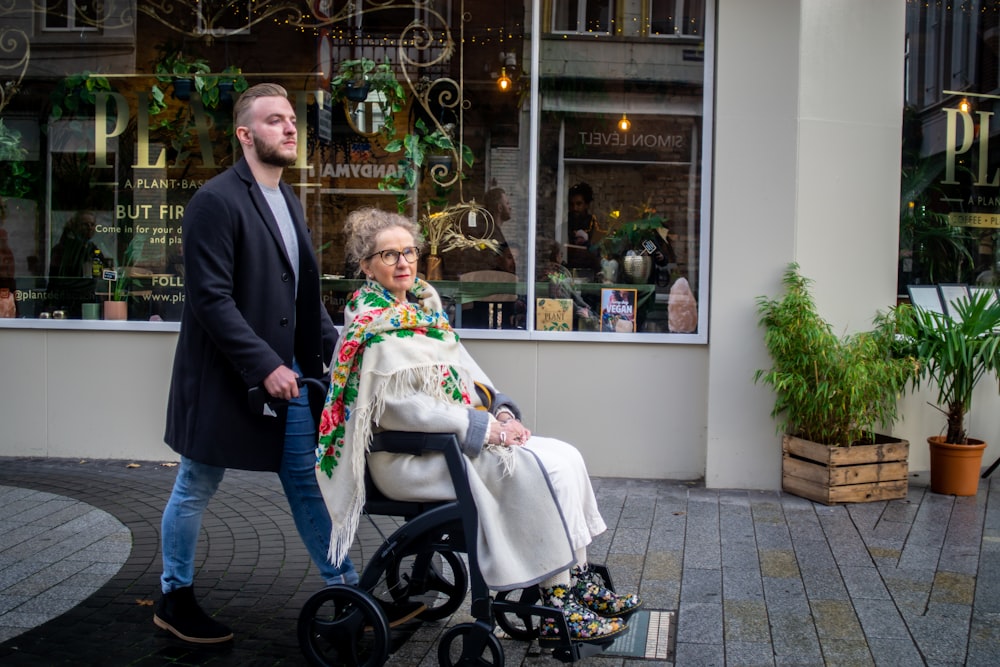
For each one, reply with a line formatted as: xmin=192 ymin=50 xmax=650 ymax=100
xmin=489 ymin=417 xmax=531 ymax=447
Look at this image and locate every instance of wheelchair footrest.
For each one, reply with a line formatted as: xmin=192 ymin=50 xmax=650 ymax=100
xmin=550 ymin=639 xmax=618 ymax=663
xmin=493 ymin=599 xmax=623 ymax=663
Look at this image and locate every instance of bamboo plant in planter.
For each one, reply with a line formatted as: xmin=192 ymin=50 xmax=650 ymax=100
xmin=891 ymin=290 xmax=1000 ymax=496
xmin=754 ymin=264 xmax=919 ymax=504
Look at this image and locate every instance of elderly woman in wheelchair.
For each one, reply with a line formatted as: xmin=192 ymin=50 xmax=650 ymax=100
xmin=311 ymin=207 xmax=640 ymax=661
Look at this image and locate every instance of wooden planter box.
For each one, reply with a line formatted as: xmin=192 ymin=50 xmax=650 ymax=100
xmin=781 ymin=434 xmax=909 ymax=505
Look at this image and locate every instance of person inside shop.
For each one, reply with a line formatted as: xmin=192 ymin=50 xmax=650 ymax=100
xmin=484 ymin=186 xmax=518 ymax=274
xmin=649 ymin=224 xmax=677 ymax=286
xmin=316 ymin=206 xmax=641 ymax=647
xmin=565 ymin=181 xmax=601 ymax=273
xmin=448 ymin=187 xmax=519 ymax=327
xmin=47 ymin=209 xmax=105 ymax=318
xmin=155 ymin=83 xmax=357 ymax=645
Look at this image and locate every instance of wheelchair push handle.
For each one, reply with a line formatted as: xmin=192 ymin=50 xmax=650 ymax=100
xmin=247 ymin=375 xmax=329 ymax=416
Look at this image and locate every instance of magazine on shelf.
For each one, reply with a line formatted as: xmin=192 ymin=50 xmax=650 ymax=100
xmin=601 ymin=288 xmax=637 ymax=332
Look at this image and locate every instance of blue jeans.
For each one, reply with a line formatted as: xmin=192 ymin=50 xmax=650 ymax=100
xmin=160 ymin=375 xmax=358 ymax=593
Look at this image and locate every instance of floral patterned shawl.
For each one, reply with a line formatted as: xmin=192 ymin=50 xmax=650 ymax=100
xmin=315 ymin=278 xmax=473 ymax=566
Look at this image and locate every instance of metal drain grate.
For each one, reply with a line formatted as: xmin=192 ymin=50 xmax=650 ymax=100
xmin=602 ymin=609 xmax=676 ymax=661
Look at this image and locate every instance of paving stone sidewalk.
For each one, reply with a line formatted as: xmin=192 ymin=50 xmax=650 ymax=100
xmin=0 ymin=457 xmax=997 ymax=666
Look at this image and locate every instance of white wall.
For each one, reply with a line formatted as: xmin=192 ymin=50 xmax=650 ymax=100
xmin=706 ymin=0 xmax=910 ymax=489
xmin=0 ymin=327 xmax=178 ymax=461
xmin=0 ymin=330 xmax=708 ymax=480
xmin=706 ymin=0 xmax=803 ymax=490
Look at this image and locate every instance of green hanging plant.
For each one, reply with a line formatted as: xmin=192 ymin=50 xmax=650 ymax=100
xmin=48 ymin=73 xmax=113 ymax=121
xmin=330 ymin=58 xmax=405 ymax=138
xmin=378 ymin=118 xmax=474 ymax=211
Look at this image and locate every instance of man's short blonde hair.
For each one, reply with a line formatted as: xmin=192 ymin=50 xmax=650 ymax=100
xmin=233 ymin=83 xmax=288 ymax=129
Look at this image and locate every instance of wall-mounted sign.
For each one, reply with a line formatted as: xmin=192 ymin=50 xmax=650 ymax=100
xmin=563 ymin=116 xmax=696 ymax=163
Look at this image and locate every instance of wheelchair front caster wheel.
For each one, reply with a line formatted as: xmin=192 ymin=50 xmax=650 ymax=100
xmin=298 ymin=584 xmax=390 ymax=667
xmin=437 ymin=622 xmax=504 ymax=666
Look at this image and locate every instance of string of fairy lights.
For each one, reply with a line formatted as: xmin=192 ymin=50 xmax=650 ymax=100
xmin=133 ymin=1 xmax=702 ymax=42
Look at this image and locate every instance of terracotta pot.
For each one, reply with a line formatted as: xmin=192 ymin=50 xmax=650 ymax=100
xmin=927 ymin=435 xmax=987 ymax=496
xmin=103 ymin=300 xmax=128 ymax=321
xmin=425 ymin=255 xmax=443 ymax=281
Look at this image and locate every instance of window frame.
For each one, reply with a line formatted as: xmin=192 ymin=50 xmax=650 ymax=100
xmin=42 ymin=0 xmax=100 ymax=32
xmin=647 ymin=0 xmax=705 ymax=39
xmin=549 ymin=0 xmax=615 ymax=36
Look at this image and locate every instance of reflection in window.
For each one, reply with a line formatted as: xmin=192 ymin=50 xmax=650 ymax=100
xmin=899 ymin=1 xmax=1000 ymax=295
xmin=44 ymin=0 xmax=100 ymax=30
xmin=649 ymin=0 xmax=705 ymax=37
xmin=552 ymin=0 xmax=614 ymax=34
xmin=195 ymin=0 xmax=252 ymax=36
xmin=3 ymin=1 xmax=709 ymax=336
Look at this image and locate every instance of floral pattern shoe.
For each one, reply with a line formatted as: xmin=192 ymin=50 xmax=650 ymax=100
xmin=571 ymin=564 xmax=642 ymax=618
xmin=538 ymin=583 xmax=628 ymax=645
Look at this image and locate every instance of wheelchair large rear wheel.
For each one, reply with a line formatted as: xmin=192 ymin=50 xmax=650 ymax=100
xmin=437 ymin=622 xmax=504 ymax=666
xmin=298 ymin=585 xmax=390 ymax=667
xmin=362 ymin=532 xmax=469 ymax=621
xmin=381 ymin=543 xmax=468 ymax=621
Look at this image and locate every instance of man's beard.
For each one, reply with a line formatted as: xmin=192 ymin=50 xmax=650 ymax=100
xmin=253 ymin=132 xmax=297 ymax=167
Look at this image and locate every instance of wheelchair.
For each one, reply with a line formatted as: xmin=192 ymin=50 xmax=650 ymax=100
xmin=297 ymin=430 xmax=626 ymax=667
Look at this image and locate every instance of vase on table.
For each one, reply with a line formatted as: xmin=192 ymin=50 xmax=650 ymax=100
xmin=426 ymin=254 xmax=443 ymax=281
xmin=622 ymin=254 xmax=652 ymax=284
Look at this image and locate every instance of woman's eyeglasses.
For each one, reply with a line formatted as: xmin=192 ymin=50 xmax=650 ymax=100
xmin=366 ymin=246 xmax=420 ymax=266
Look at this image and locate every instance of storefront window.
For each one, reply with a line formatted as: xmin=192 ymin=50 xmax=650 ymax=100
xmin=0 ymin=0 xmax=709 ymax=339
xmin=901 ymin=1 xmax=1000 ymax=294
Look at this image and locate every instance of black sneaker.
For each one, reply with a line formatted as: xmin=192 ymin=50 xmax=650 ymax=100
xmin=153 ymin=586 xmax=233 ymax=644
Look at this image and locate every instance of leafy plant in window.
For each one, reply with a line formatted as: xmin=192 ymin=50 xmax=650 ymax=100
xmin=0 ymin=119 xmax=34 ymax=199
xmin=597 ymin=205 xmax=667 ymax=258
xmin=48 ymin=73 xmax=113 ymax=121
xmin=148 ymin=48 xmax=249 ymax=164
xmin=330 ymin=58 xmax=405 ymax=139
xmin=152 ymin=48 xmax=211 ymax=101
xmin=103 ymin=235 xmax=146 ymax=302
xmin=898 ymin=110 xmax=977 ymax=286
xmin=379 ymin=118 xmax=474 ymax=210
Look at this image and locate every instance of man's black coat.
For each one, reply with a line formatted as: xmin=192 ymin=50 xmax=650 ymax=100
xmin=165 ymin=159 xmax=337 ymax=471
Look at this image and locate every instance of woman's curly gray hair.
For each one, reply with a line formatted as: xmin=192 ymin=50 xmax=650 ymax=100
xmin=343 ymin=207 xmax=425 ymax=276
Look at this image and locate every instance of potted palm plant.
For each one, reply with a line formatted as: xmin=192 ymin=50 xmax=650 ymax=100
xmin=755 ymin=263 xmax=919 ymax=504
xmin=891 ymin=289 xmax=1000 ymax=495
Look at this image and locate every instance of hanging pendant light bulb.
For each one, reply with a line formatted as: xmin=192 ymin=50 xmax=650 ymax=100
xmin=497 ymin=67 xmax=512 ymax=92
xmin=618 ymin=113 xmax=631 ymax=131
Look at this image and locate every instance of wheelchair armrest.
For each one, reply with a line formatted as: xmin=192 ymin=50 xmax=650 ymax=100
xmin=370 ymin=431 xmax=461 ymax=456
